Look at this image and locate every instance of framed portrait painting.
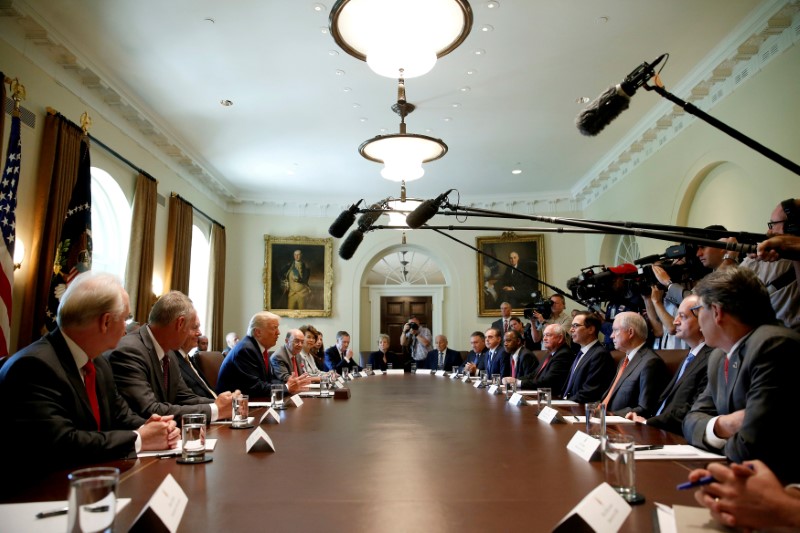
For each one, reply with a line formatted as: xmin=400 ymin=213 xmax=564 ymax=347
xmin=263 ymin=235 xmax=333 ymax=318
xmin=477 ymin=233 xmax=546 ymax=316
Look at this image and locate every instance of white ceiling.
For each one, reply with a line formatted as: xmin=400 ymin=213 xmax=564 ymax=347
xmin=7 ymin=0 xmax=791 ymax=212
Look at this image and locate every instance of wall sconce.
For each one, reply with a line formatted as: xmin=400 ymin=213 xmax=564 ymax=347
xmin=13 ymin=238 xmax=24 ymax=270
xmin=152 ymin=274 xmax=164 ymax=297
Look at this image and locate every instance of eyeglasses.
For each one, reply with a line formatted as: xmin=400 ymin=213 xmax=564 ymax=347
xmin=689 ymin=303 xmax=703 ymax=317
xmin=767 ymin=219 xmax=787 ymax=230
xmin=570 ymin=323 xmax=585 ymax=329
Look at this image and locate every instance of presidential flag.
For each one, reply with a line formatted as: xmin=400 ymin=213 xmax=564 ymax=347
xmin=0 ymin=107 xmax=22 ymax=356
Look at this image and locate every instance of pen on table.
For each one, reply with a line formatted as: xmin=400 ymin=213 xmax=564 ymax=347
xmin=157 ymin=453 xmax=178 ymax=459
xmin=676 ymin=463 xmax=755 ymax=490
xmin=634 ymin=445 xmax=664 ymax=451
xmin=573 ymin=416 xmax=580 ymax=422
xmin=36 ymin=507 xmax=68 ymax=519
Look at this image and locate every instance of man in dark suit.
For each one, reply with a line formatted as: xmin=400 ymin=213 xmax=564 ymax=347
xmin=517 ymin=324 xmax=574 ymax=396
xmin=562 ymin=312 xmax=616 ymax=403
xmin=424 ymin=335 xmax=462 ymax=371
xmin=627 ymin=295 xmax=711 ymax=434
xmin=174 ymin=316 xmax=217 ymax=399
xmin=494 ymin=251 xmax=536 ymax=307
xmin=491 ymin=301 xmax=514 ymax=335
xmin=601 ymin=311 xmax=668 ymax=417
xmin=109 ymin=291 xmax=236 ymax=421
xmin=484 ymin=327 xmax=511 ymax=378
xmin=684 ymin=268 xmax=800 ymax=483
xmin=324 ymin=330 xmax=361 ymax=371
xmin=0 ymin=272 xmax=178 ymax=486
xmin=461 ymin=331 xmax=489 ymax=376
xmin=217 ymin=312 xmax=310 ymax=396
xmin=271 ymin=329 xmax=321 ymax=382
xmin=501 ymin=329 xmax=538 ymax=385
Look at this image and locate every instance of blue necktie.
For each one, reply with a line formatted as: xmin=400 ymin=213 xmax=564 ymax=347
xmin=562 ymin=350 xmax=584 ymax=398
xmin=655 ymin=352 xmax=695 ymax=416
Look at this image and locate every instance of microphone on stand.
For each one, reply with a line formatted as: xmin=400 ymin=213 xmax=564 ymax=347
xmin=576 ymin=54 xmax=666 ymax=136
xmin=328 ymin=199 xmax=364 ymax=238
xmin=338 ymin=202 xmax=385 ymax=260
xmin=406 ymin=189 xmax=455 ymax=229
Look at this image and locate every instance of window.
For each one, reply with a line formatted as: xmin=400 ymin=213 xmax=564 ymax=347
xmin=90 ymin=167 xmax=131 ymax=280
xmin=189 ymin=222 xmax=211 ymax=333
xmin=615 ymin=235 xmax=640 ymax=265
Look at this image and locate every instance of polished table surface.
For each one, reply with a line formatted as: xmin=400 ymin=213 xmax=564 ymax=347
xmin=9 ymin=374 xmax=707 ymax=532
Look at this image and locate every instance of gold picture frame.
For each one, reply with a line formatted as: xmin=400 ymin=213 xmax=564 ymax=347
xmin=477 ymin=232 xmax=546 ymax=316
xmin=263 ymin=235 xmax=333 ymax=318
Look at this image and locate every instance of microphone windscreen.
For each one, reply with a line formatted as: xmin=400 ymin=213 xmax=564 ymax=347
xmin=406 ymin=200 xmax=438 ymax=229
xmin=357 ymin=208 xmax=383 ymax=231
xmin=329 ymin=210 xmax=357 ymax=238
xmin=338 ymin=230 xmax=364 ymax=260
xmin=575 ymin=85 xmax=631 ymax=136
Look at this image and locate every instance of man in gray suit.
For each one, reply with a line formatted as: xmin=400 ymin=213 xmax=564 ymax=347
xmin=271 ymin=329 xmax=320 ymax=382
xmin=109 ymin=291 xmax=237 ymax=422
xmin=601 ymin=311 xmax=668 ymax=417
xmin=683 ymin=268 xmax=800 ymax=483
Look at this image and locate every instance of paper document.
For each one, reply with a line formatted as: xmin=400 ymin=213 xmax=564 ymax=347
xmin=634 ymin=445 xmax=726 ymax=461
xmin=138 ymin=439 xmax=217 ymax=458
xmin=564 ymin=416 xmax=634 ymax=425
xmin=0 ymin=498 xmax=131 ymax=533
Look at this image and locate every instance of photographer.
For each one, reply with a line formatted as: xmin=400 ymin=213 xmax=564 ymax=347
xmin=530 ymin=294 xmax=571 ymax=345
xmin=399 ymin=315 xmax=432 ymax=365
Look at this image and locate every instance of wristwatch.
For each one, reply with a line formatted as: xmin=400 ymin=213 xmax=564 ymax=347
xmin=723 ymin=254 xmax=738 ymax=262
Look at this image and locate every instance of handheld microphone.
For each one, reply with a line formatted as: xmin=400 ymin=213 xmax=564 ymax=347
xmin=576 ymin=54 xmax=666 ymax=136
xmin=328 ymin=199 xmax=364 ymax=238
xmin=338 ymin=201 xmax=385 ymax=260
xmin=406 ymin=189 xmax=455 ymax=229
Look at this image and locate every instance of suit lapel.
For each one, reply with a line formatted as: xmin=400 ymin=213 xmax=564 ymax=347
xmin=139 ymin=328 xmax=170 ymax=400
xmin=48 ymin=329 xmax=98 ymax=425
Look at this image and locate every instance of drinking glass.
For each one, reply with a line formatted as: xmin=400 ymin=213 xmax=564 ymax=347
xmin=271 ymin=384 xmax=286 ymax=410
xmin=604 ymin=434 xmax=641 ymax=503
xmin=181 ymin=413 xmax=207 ymax=461
xmin=67 ymin=467 xmax=119 ymax=533
xmin=231 ymin=394 xmax=249 ymax=428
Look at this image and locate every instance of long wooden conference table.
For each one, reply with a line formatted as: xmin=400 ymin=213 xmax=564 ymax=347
xmin=9 ymin=373 xmax=706 ymax=532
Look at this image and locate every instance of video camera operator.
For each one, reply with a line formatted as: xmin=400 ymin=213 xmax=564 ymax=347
xmin=529 ymin=294 xmax=571 ymax=345
xmin=399 ymin=315 xmax=432 ymax=367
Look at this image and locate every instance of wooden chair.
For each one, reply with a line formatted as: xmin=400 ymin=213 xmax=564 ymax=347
xmin=193 ymin=350 xmax=225 ymax=391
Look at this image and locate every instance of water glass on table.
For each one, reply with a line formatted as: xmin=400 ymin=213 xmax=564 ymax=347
xmin=67 ymin=467 xmax=119 ymax=533
xmin=537 ymin=387 xmax=551 ymax=411
xmin=181 ymin=413 xmax=207 ymax=462
xmin=271 ymin=384 xmax=286 ymax=410
xmin=604 ymin=434 xmax=644 ymax=504
xmin=231 ymin=394 xmax=249 ymax=428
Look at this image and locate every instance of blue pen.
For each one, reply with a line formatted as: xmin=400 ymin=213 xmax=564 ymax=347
xmin=676 ymin=475 xmax=714 ymax=490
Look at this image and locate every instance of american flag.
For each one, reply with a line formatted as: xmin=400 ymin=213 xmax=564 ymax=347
xmin=0 ymin=110 xmax=21 ymax=356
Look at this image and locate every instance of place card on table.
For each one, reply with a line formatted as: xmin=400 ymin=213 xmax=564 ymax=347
xmin=129 ymin=474 xmax=187 ymax=533
xmin=473 ymin=379 xmax=483 ymax=388
xmin=537 ymin=405 xmax=563 ymax=424
xmin=508 ymin=392 xmax=524 ymax=405
xmin=246 ymin=427 xmax=276 ymax=453
xmin=450 ymin=372 xmax=460 ymax=379
xmin=415 ymin=369 xmax=432 ymax=375
xmin=487 ymin=384 xmax=499 ymax=394
xmin=462 ymin=375 xmax=471 ymax=383
xmin=286 ymin=394 xmax=304 ymax=407
xmin=434 ymin=370 xmax=446 ymax=377
xmin=334 ymin=381 xmax=344 ymax=389
xmin=373 ymin=369 xmax=384 ymax=375
xmin=566 ymin=430 xmax=602 ymax=462
xmin=386 ymin=369 xmax=404 ymax=375
xmin=259 ymin=408 xmax=280 ymax=424
xmin=552 ymin=482 xmax=631 ymax=533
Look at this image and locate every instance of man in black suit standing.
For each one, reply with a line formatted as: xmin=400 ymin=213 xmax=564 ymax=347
xmin=516 ymin=324 xmax=574 ymax=396
xmin=684 ymin=268 xmax=800 ymax=483
xmin=110 ymin=291 xmax=237 ymax=422
xmin=627 ymin=294 xmax=712 ymax=434
xmin=424 ymin=335 xmax=462 ymax=371
xmin=461 ymin=331 xmax=488 ymax=376
xmin=561 ymin=312 xmax=616 ymax=403
xmin=491 ymin=301 xmax=514 ymax=335
xmin=0 ymin=272 xmax=178 ymax=485
xmin=601 ymin=311 xmax=668 ymax=417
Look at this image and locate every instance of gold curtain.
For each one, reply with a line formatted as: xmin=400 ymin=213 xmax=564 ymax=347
xmin=16 ymin=111 xmax=84 ymax=349
xmin=208 ymin=223 xmax=226 ymax=350
xmin=164 ymin=194 xmax=193 ymax=294
xmin=125 ymin=172 xmax=157 ymax=323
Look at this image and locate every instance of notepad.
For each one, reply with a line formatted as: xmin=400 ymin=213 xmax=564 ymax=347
xmin=563 ymin=415 xmax=634 ymax=425
xmin=0 ymin=499 xmax=131 ymax=533
xmin=634 ymin=445 xmax=726 ymax=461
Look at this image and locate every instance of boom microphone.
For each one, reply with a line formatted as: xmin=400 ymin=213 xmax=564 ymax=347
xmin=338 ymin=201 xmax=385 ymax=260
xmin=328 ymin=199 xmax=364 ymax=238
xmin=406 ymin=189 xmax=455 ymax=229
xmin=576 ymin=54 xmax=666 ymax=136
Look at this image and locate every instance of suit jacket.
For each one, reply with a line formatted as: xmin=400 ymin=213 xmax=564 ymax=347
xmin=520 ymin=345 xmax=575 ymax=396
xmin=460 ymin=348 xmax=488 ymax=373
xmin=484 ymin=347 xmax=511 ymax=378
xmin=424 ymin=348 xmax=462 ymax=370
xmin=270 ymin=345 xmax=306 ymax=382
xmin=646 ymin=344 xmax=712 ymax=435
xmin=324 ymin=345 xmax=360 ymax=371
xmin=561 ymin=342 xmax=616 ymax=403
xmin=368 ymin=350 xmax=400 ymax=372
xmin=603 ymin=346 xmax=668 ymax=417
xmin=109 ymin=327 xmax=213 ymax=419
xmin=0 ymin=329 xmax=144 ymax=477
xmin=683 ymin=325 xmax=800 ymax=483
xmin=491 ymin=318 xmax=511 ymax=334
xmin=216 ymin=335 xmax=281 ymax=396
xmin=175 ymin=351 xmax=215 ymax=399
xmin=510 ymin=348 xmax=539 ymax=380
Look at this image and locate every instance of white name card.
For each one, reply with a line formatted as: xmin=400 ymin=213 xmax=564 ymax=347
xmin=373 ymin=369 xmax=384 ymax=375
xmin=129 ymin=474 xmax=187 ymax=533
xmin=358 ymin=371 xmax=368 ymax=378
xmin=537 ymin=405 xmax=561 ymax=423
xmin=334 ymin=381 xmax=344 ymax=389
xmin=462 ymin=375 xmax=471 ymax=383
xmin=487 ymin=384 xmax=499 ymax=394
xmin=508 ymin=392 xmax=524 ymax=405
xmin=337 ymin=377 xmax=345 ymax=385
xmin=473 ymin=379 xmax=482 ymax=388
xmin=246 ymin=427 xmax=275 ymax=453
xmin=386 ymin=369 xmax=404 ymax=375
xmin=553 ymin=482 xmax=631 ymax=533
xmin=287 ymin=394 xmax=304 ymax=407
xmin=259 ymin=408 xmax=280 ymax=424
xmin=450 ymin=372 xmax=460 ymax=379
xmin=566 ymin=430 xmax=602 ymax=462
xmin=435 ymin=370 xmax=446 ymax=377
xmin=416 ymin=369 xmax=432 ymax=375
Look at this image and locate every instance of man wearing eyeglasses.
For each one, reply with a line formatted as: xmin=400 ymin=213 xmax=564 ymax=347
xmin=626 ymin=295 xmax=712 ymax=434
xmin=683 ymin=268 xmax=800 ymax=483
xmin=561 ymin=312 xmax=616 ymax=403
xmin=271 ymin=329 xmax=320 ymax=383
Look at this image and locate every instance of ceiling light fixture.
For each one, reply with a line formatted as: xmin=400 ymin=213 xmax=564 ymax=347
xmin=385 ymin=181 xmax=423 ymax=228
xmin=359 ymin=74 xmax=447 ymax=182
xmin=329 ymin=0 xmax=473 ymax=78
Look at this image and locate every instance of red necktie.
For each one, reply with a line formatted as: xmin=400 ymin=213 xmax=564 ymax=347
xmin=504 ymin=320 xmax=509 ymax=332
xmin=84 ymin=361 xmax=101 ymax=430
xmin=724 ymin=357 xmax=729 ymax=383
xmin=511 ymin=358 xmax=516 ymax=378
xmin=263 ymin=350 xmax=271 ymax=375
xmin=535 ymin=354 xmax=551 ymax=379
xmin=601 ymin=356 xmax=630 ymax=408
xmin=292 ymin=356 xmax=300 ymax=377
xmin=161 ymin=356 xmax=170 ymax=394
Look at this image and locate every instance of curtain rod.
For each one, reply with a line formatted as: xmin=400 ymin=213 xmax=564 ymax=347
xmin=88 ymin=133 xmax=156 ymax=183
xmin=171 ymin=193 xmax=225 ymax=230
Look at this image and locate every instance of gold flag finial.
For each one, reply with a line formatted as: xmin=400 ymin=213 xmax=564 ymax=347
xmin=79 ymin=111 xmax=92 ymax=135
xmin=8 ymin=78 xmax=26 ymax=111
